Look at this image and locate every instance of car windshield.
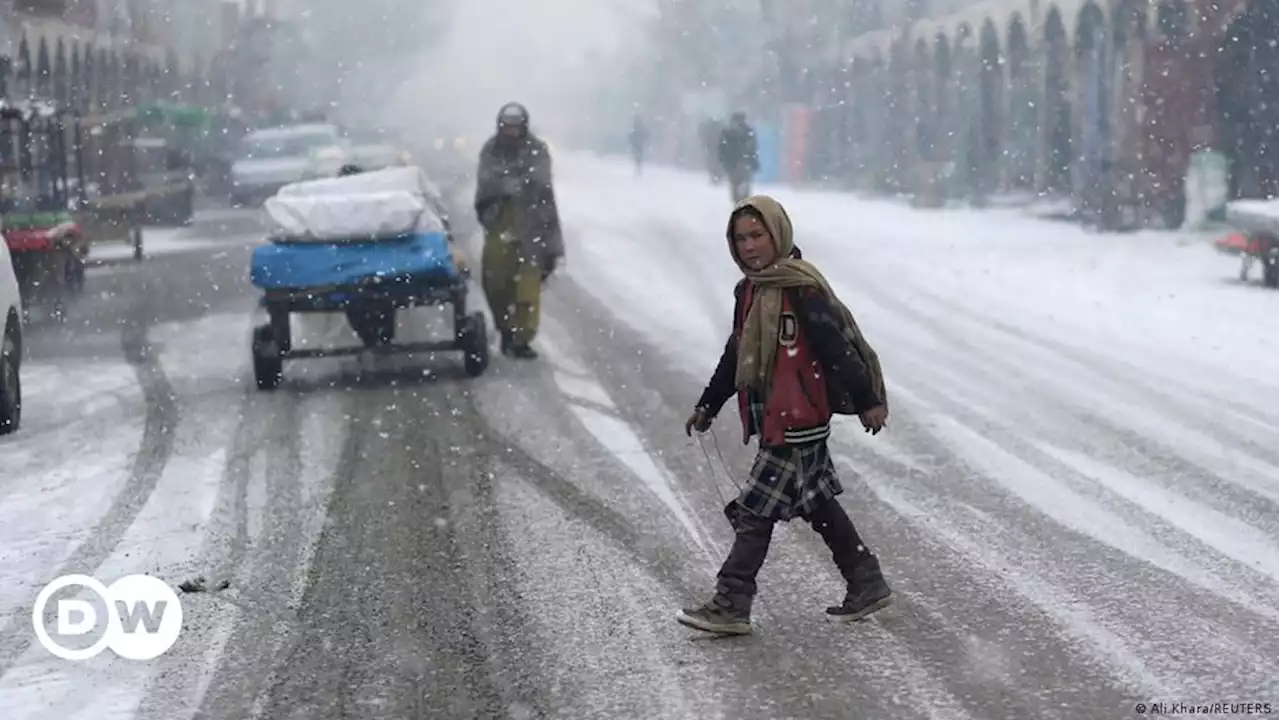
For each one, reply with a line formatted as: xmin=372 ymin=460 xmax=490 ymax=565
xmin=240 ymin=132 xmax=336 ymax=160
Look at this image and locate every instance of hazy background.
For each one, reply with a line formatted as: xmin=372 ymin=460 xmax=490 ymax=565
xmin=391 ymin=0 xmax=655 ymax=144
xmin=288 ymin=0 xmax=661 ymax=151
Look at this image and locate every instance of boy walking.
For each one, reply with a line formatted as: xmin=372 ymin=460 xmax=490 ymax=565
xmin=679 ymin=195 xmax=892 ymax=635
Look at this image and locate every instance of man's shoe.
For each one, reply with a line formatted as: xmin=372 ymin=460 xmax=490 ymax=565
xmin=509 ymin=344 xmax=538 ymax=360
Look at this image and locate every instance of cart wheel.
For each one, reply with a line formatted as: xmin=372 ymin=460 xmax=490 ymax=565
xmin=66 ymin=255 xmax=86 ymax=296
xmin=0 ymin=318 xmax=21 ymax=435
xmin=252 ymin=324 xmax=283 ymax=390
xmin=462 ymin=312 xmax=489 ymax=377
xmin=1265 ymin=258 xmax=1279 ymax=288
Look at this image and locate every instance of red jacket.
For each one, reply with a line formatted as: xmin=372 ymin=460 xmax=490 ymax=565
xmin=697 ymin=279 xmax=881 ymax=447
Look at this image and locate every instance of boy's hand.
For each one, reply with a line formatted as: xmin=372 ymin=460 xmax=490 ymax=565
xmin=859 ymin=405 xmax=888 ymax=435
xmin=685 ymin=408 xmax=712 ymax=436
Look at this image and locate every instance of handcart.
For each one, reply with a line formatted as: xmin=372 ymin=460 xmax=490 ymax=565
xmin=1214 ymin=198 xmax=1278 ymax=288
xmin=248 ymin=166 xmax=489 ymax=389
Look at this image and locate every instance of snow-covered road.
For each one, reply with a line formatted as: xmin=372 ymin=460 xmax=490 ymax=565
xmin=0 ymin=160 xmax=1274 ymax=720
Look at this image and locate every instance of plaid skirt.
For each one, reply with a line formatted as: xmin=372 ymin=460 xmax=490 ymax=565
xmin=733 ymin=440 xmax=842 ymax=522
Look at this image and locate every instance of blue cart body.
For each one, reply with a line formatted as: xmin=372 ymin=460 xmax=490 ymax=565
xmin=250 ymin=231 xmax=459 ymax=309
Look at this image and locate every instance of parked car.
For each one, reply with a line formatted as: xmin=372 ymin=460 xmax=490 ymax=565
xmin=343 ymin=129 xmax=407 ymax=171
xmin=0 ymin=232 xmax=22 ymax=435
xmin=229 ymin=123 xmax=347 ymax=206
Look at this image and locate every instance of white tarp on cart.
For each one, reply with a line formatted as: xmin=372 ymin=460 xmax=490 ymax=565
xmin=275 ymin=165 xmax=445 ymax=202
xmin=264 ymin=166 xmax=449 ymax=243
xmin=264 ymin=191 xmax=444 ymax=241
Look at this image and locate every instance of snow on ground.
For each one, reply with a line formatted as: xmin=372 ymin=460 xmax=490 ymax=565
xmin=0 ymin=361 xmax=142 ymax=634
xmin=0 ymin=311 xmax=346 ymax=720
xmin=527 ymin=315 xmax=719 ymax=562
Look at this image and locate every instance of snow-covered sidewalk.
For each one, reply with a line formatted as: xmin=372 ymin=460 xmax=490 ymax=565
xmin=87 ymin=227 xmax=241 ymax=265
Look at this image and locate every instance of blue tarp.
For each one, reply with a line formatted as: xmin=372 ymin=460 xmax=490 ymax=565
xmin=250 ymin=231 xmax=456 ymax=290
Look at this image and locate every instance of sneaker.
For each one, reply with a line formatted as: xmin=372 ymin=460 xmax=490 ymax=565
xmin=676 ymin=598 xmax=752 ymax=635
xmin=826 ymin=575 xmax=893 ymax=622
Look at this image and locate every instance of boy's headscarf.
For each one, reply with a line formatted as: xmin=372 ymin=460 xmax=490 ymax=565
xmin=727 ymin=195 xmax=887 ymax=409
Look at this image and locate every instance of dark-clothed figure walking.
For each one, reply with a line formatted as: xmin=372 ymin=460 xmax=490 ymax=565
xmin=629 ymin=114 xmax=649 ymax=175
xmin=474 ymin=102 xmax=564 ymax=359
xmin=718 ymin=112 xmax=759 ymax=205
xmin=679 ymin=195 xmax=893 ymax=635
xmin=699 ymin=118 xmax=724 ymax=184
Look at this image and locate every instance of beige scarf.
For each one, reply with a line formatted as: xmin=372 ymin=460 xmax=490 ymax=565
xmin=728 ymin=196 xmax=888 ymax=410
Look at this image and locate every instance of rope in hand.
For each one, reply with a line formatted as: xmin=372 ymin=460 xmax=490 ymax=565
xmin=694 ymin=427 xmax=743 ymax=508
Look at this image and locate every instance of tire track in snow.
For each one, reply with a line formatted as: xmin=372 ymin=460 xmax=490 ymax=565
xmin=467 ymin=367 xmax=710 ymax=601
xmin=1033 ymin=442 xmax=1278 ymax=579
xmin=870 ymin=483 xmax=1182 ymax=696
xmin=0 ymin=361 xmax=141 ymax=445
xmin=925 ymin=410 xmax=1274 ymax=616
xmin=898 ymin=282 xmax=1277 ymax=461
xmin=535 ymin=317 xmax=723 ymax=560
xmin=245 ymin=371 xmax=557 ymax=719
xmin=849 ymin=283 xmax=1280 ymax=579
xmin=490 ymin=468 xmax=727 ymax=720
xmin=134 ymin=311 xmax=311 ymax=720
xmin=191 ymin=381 xmax=321 ymax=720
xmin=0 ymin=309 xmax=323 ymax=720
xmin=17 ymin=427 xmax=237 ymax=720
xmin=882 ymin=336 xmax=1276 ymax=533
xmin=0 ymin=322 xmax=179 ymax=675
xmin=537 ymin=284 xmax=747 ymax=511
xmin=846 ymin=271 xmax=1279 ymax=509
xmin=433 ymin=384 xmax=570 ymax=720
xmin=867 ymin=478 xmax=1277 ymax=699
xmin=0 ymin=362 xmax=143 ymax=627
xmin=556 ymin=212 xmax=729 ymax=370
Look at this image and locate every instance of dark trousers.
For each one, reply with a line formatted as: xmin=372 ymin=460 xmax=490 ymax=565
xmin=715 ymin=498 xmax=879 ymax=612
xmin=728 ymin=168 xmax=752 ymax=204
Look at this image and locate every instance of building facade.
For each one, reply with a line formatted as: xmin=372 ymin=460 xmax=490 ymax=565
xmin=797 ymin=0 xmax=1276 ymax=228
xmin=0 ymin=0 xmax=229 ymax=114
